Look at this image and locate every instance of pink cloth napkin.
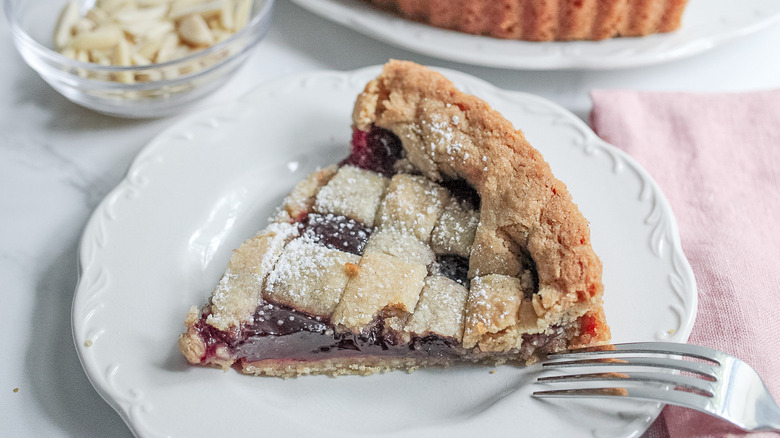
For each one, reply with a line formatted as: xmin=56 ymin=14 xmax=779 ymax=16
xmin=589 ymin=89 xmax=780 ymax=438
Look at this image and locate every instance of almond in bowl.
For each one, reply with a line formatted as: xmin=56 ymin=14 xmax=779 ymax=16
xmin=54 ymin=0 xmax=255 ymax=83
xmin=6 ymin=0 xmax=274 ymax=117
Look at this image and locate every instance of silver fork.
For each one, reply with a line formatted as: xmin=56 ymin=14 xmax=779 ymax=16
xmin=532 ymin=342 xmax=780 ymax=432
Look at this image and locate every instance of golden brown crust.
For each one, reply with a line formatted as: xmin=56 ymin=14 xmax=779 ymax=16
xmin=365 ymin=0 xmax=689 ymax=41
xmin=354 ymin=60 xmax=608 ymax=352
xmin=179 ymin=307 xmax=235 ymax=369
xmin=276 ymin=164 xmax=338 ymax=222
xmin=462 ymin=274 xmax=522 ymax=351
xmin=179 ymin=307 xmax=207 ymax=365
xmin=354 ymin=60 xmax=602 ymax=300
xmin=241 ymin=356 xmax=455 ymax=377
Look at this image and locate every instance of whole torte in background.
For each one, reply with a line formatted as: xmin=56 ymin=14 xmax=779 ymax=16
xmin=364 ymin=0 xmax=689 ymax=41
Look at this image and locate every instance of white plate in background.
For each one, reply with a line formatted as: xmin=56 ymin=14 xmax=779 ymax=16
xmin=291 ymin=0 xmax=780 ymax=69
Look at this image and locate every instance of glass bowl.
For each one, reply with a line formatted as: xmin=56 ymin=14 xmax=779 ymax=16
xmin=5 ymin=0 xmax=274 ymax=118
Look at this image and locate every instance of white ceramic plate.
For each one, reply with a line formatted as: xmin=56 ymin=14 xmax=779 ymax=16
xmin=73 ymin=66 xmax=697 ymax=438
xmin=291 ymin=0 xmax=780 ymax=70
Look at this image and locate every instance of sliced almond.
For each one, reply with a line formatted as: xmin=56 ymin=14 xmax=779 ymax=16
xmin=113 ymin=39 xmax=135 ymax=83
xmin=207 ymin=16 xmax=221 ymax=31
xmin=178 ymin=13 xmax=214 ymax=47
xmin=70 ymin=25 xmax=123 ymax=51
xmin=122 ymin=20 xmax=156 ymax=40
xmin=137 ymin=69 xmax=163 ymax=81
xmin=219 ymin=0 xmax=234 ymax=30
xmin=131 ymin=52 xmax=153 ymax=66
xmin=75 ymin=49 xmax=90 ymax=77
xmin=136 ymin=34 xmax=165 ymax=59
xmin=168 ymin=0 xmax=225 ymax=21
xmin=234 ymin=0 xmax=251 ymax=31
xmin=145 ymin=20 xmax=176 ymax=40
xmin=111 ymin=3 xmax=140 ymax=21
xmin=122 ymin=19 xmax=175 ymax=41
xmin=162 ymin=66 xmax=180 ymax=79
xmin=96 ymin=0 xmax=133 ymax=15
xmin=85 ymin=7 xmax=110 ymax=25
xmin=115 ymin=5 xmax=169 ymax=23
xmin=113 ymin=37 xmax=132 ymax=66
xmin=76 ymin=50 xmax=90 ymax=63
xmin=170 ymin=0 xmax=203 ymax=10
xmin=172 ymin=44 xmax=192 ymax=60
xmin=212 ymin=28 xmax=232 ymax=43
xmin=136 ymin=0 xmax=175 ymax=6
xmin=114 ymin=72 xmax=135 ymax=84
xmin=90 ymin=49 xmax=112 ymax=65
xmin=74 ymin=17 xmax=96 ymax=34
xmin=155 ymin=32 xmax=180 ymax=62
xmin=54 ymin=0 xmax=80 ymax=50
xmin=178 ymin=59 xmax=199 ymax=75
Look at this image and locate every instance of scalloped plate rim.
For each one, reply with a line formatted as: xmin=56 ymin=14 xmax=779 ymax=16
xmin=72 ymin=65 xmax=697 ymax=438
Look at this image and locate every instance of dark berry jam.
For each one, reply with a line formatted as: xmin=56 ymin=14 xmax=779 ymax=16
xmin=195 ymin=303 xmax=563 ymax=365
xmin=228 ymin=303 xmax=459 ymax=363
xmin=435 ymin=254 xmax=470 ymax=286
xmin=519 ymin=248 xmax=540 ymax=298
xmin=246 ymin=302 xmax=329 ymax=336
xmin=298 ymin=213 xmax=373 ymax=255
xmin=341 ymin=125 xmax=403 ymax=177
xmin=192 ymin=313 xmax=239 ymax=358
xmin=519 ymin=326 xmax=566 ymax=357
xmin=440 ymin=178 xmax=480 ymax=210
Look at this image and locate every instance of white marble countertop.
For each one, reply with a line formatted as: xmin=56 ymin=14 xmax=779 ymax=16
xmin=2 ymin=2 xmax=780 ymax=436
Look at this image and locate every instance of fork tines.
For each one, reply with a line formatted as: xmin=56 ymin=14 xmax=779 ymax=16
xmin=533 ymin=342 xmax=780 ymax=432
xmin=532 ymin=342 xmax=723 ymax=409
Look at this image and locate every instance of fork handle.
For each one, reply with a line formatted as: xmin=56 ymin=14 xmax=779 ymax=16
xmin=753 ymin=389 xmax=780 ymax=432
xmin=756 ymin=410 xmax=780 ymax=431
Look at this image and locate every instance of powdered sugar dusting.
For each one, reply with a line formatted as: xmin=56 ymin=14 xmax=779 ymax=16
xmin=405 ymin=275 xmax=468 ymax=340
xmin=466 ymin=276 xmax=492 ymax=326
xmin=267 ymin=236 xmax=328 ymax=297
xmin=430 ymin=197 xmax=479 ymax=258
xmin=422 ymin=113 xmax=466 ymax=163
xmin=206 ymin=222 xmax=298 ymax=330
xmin=257 ymin=222 xmax=300 ymax=283
xmin=313 ymin=165 xmax=388 ymax=226
xmin=265 ymin=233 xmax=359 ymax=317
xmin=375 ymin=174 xmax=448 ymax=242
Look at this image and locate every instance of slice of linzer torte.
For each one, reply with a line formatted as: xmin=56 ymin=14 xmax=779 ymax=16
xmin=178 ymin=60 xmax=610 ymax=377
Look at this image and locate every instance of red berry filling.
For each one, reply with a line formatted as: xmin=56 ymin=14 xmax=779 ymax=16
xmin=341 ymin=125 xmax=403 ymax=176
